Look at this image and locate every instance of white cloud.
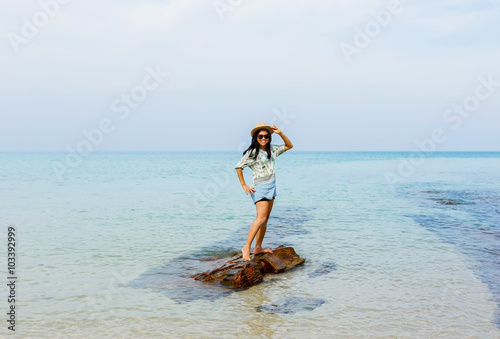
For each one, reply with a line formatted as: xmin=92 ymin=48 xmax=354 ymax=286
xmin=116 ymin=1 xmax=203 ymax=32
xmin=409 ymin=8 xmax=498 ymax=35
xmin=1 ymin=0 xmax=499 ymax=150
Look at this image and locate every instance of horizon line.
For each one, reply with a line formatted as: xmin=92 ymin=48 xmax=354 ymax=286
xmin=1 ymin=150 xmax=500 ymax=153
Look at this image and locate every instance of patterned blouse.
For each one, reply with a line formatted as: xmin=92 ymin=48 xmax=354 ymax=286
xmin=234 ymin=144 xmax=286 ymax=187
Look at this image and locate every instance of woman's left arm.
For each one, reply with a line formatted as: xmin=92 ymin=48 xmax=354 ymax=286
xmin=270 ymin=125 xmax=293 ymax=151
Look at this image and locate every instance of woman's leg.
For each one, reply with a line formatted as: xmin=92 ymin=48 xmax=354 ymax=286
xmin=241 ymin=199 xmax=273 ymax=261
xmin=253 ymin=198 xmax=274 ymax=254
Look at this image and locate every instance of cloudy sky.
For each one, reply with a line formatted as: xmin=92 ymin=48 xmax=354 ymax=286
xmin=1 ymin=0 xmax=499 ymax=151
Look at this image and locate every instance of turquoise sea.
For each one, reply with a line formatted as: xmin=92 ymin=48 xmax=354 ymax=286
xmin=1 ymin=151 xmax=500 ymax=338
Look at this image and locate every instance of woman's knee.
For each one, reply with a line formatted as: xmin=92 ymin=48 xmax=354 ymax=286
xmin=255 ymin=215 xmax=269 ymax=225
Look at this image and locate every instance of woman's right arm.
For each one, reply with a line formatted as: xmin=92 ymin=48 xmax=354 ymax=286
xmin=236 ymin=168 xmax=255 ymax=195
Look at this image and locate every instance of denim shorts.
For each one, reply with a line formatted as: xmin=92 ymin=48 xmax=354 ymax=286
xmin=251 ymin=177 xmax=277 ymax=204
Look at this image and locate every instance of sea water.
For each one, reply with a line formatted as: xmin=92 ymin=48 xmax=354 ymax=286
xmin=1 ymin=151 xmax=500 ymax=338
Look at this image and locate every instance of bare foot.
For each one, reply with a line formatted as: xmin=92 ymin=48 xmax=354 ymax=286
xmin=252 ymin=247 xmax=273 ymax=255
xmin=241 ymin=247 xmax=251 ymax=261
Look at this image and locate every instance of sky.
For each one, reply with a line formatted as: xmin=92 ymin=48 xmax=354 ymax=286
xmin=0 ymin=0 xmax=499 ymax=151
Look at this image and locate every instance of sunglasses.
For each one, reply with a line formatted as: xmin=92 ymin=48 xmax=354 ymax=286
xmin=257 ymin=134 xmax=270 ymax=140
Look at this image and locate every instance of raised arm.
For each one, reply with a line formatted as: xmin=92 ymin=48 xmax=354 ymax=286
xmin=270 ymin=125 xmax=293 ymax=151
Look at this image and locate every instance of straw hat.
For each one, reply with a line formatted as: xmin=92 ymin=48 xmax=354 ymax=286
xmin=250 ymin=122 xmax=274 ymax=137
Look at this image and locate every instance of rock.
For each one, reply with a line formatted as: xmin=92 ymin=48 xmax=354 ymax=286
xmin=437 ymin=199 xmax=458 ymax=205
xmin=255 ymin=296 xmax=326 ymax=314
xmin=198 ymin=256 xmax=222 ymax=261
xmin=191 ymin=245 xmax=305 ymax=289
xmin=308 ymin=262 xmax=337 ymax=278
xmin=257 ymin=246 xmax=305 ymax=273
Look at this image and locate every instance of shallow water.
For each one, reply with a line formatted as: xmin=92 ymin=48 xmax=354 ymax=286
xmin=1 ymin=151 xmax=500 ymax=338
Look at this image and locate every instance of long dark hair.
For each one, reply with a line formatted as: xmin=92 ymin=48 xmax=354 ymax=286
xmin=243 ymin=128 xmax=272 ymax=160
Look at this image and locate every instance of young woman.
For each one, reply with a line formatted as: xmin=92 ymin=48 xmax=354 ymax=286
xmin=235 ymin=122 xmax=293 ymax=261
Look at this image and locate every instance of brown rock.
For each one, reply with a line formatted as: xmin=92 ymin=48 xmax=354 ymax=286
xmin=191 ymin=245 xmax=305 ymax=289
xmin=257 ymin=246 xmax=305 ymax=273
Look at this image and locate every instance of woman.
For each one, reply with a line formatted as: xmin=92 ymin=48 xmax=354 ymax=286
xmin=234 ymin=122 xmax=293 ymax=261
